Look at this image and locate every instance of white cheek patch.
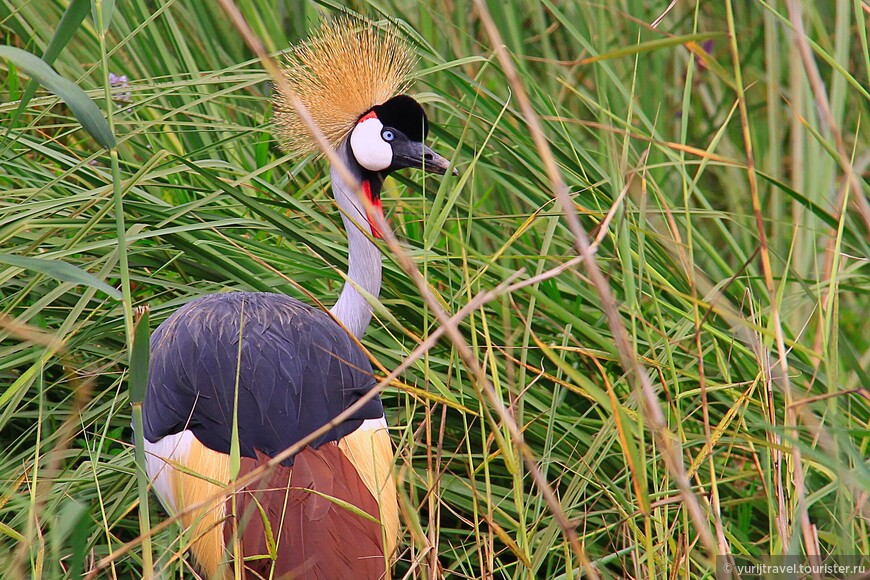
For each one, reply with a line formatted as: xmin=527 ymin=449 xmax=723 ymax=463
xmin=350 ymin=117 xmax=393 ymax=172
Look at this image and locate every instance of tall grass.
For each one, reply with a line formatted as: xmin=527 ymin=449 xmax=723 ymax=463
xmin=1 ymin=0 xmax=868 ymax=577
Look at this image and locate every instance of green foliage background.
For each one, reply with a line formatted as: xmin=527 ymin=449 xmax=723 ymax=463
xmin=1 ymin=0 xmax=867 ymax=577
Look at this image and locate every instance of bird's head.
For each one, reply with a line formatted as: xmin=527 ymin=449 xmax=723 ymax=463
xmin=273 ymin=18 xmax=454 ymax=237
xmin=349 ymin=94 xmax=451 ymax=177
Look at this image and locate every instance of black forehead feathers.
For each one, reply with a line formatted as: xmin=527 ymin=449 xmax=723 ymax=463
xmin=371 ymin=95 xmax=429 ymax=142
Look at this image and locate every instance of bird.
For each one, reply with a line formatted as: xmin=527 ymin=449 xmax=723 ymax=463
xmin=140 ymin=18 xmax=453 ymax=579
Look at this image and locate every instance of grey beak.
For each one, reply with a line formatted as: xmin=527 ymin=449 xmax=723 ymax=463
xmin=421 ymin=145 xmax=457 ymax=176
xmin=392 ymin=141 xmax=457 ymax=175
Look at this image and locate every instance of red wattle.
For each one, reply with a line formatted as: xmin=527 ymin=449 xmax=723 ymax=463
xmin=362 ymin=180 xmax=383 ymax=238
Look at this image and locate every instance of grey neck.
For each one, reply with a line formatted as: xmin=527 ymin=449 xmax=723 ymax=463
xmin=328 ymin=151 xmax=383 ymax=339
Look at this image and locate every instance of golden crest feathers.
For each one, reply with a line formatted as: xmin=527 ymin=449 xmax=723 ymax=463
xmin=272 ymin=18 xmax=416 ymax=157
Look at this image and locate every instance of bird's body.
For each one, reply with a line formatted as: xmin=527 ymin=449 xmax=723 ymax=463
xmin=140 ymin=18 xmax=452 ymax=579
xmin=143 ymin=292 xmax=397 ymax=576
xmin=145 ymin=292 xmax=385 ymax=462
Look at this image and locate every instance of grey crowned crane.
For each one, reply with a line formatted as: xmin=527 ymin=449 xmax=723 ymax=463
xmin=140 ymin=20 xmax=453 ymax=578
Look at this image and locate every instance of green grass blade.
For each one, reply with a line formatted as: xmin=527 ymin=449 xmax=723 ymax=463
xmin=0 ymin=46 xmax=116 ymax=149
xmin=0 ymin=253 xmax=121 ymax=299
xmin=8 ymin=0 xmax=90 ymax=129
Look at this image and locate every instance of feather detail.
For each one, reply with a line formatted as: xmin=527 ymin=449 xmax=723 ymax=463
xmin=226 ymin=444 xmax=386 ymax=579
xmin=273 ymin=17 xmax=416 ymax=157
xmin=144 ymin=292 xmax=384 ymax=467
xmin=167 ymin=435 xmax=232 ymax=578
xmin=338 ymin=419 xmax=399 ymax=557
xmin=150 ymin=433 xmax=393 ymax=578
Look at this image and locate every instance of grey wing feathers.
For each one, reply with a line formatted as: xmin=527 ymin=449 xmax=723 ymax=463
xmin=143 ymin=292 xmax=384 ymax=466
